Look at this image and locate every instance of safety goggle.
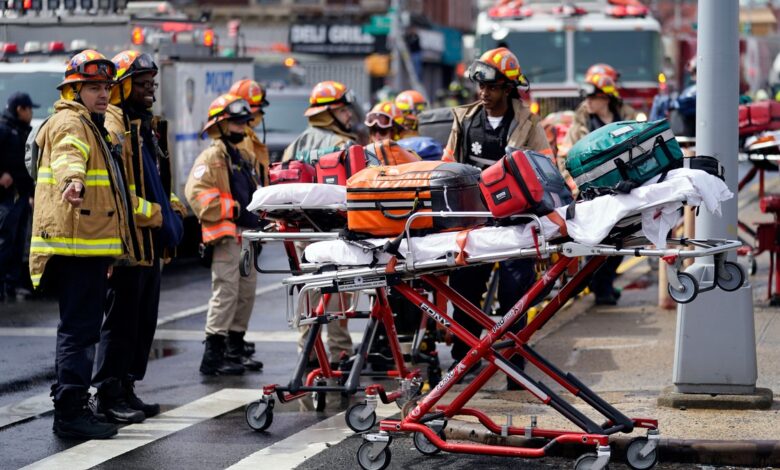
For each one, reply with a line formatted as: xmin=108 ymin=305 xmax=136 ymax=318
xmin=467 ymin=61 xmax=501 ymax=83
xmin=133 ymin=53 xmax=156 ymax=70
xmin=67 ymin=59 xmax=117 ymax=80
xmin=364 ymin=111 xmax=393 ymax=129
xmin=579 ymin=83 xmax=613 ymax=98
xmin=224 ymin=99 xmax=253 ymax=120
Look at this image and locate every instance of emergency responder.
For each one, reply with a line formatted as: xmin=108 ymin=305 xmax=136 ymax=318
xmin=394 ymin=89 xmax=428 ymax=139
xmin=282 ymin=80 xmax=358 ymax=163
xmin=91 ymin=50 xmax=185 ymax=423
xmin=444 ymin=47 xmax=551 ymax=390
xmin=31 ymin=50 xmax=135 ymax=439
xmin=185 ymin=94 xmax=262 ymax=375
xmin=283 ymin=80 xmax=357 ymax=365
xmin=0 ymin=92 xmax=37 ymax=300
xmin=223 ymin=78 xmax=269 ymax=370
xmin=561 ymin=69 xmax=628 ymax=306
xmin=364 ymin=101 xmax=407 ymax=143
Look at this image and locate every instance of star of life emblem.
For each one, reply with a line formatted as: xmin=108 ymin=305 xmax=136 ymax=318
xmin=471 ymin=141 xmax=483 ymax=156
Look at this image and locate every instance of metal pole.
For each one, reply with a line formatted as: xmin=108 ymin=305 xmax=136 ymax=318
xmin=672 ymin=0 xmax=757 ymax=394
xmin=390 ymin=0 xmax=402 ymax=91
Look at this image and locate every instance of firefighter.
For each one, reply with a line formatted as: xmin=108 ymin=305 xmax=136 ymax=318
xmin=394 ymin=89 xmax=428 ymax=138
xmin=91 ymin=50 xmax=185 ymax=424
xmin=222 ymin=78 xmax=269 ymax=370
xmin=282 ymin=80 xmax=358 ymax=163
xmin=560 ymin=71 xmax=629 ymax=306
xmin=364 ymin=101 xmax=407 ymax=143
xmin=185 ymin=94 xmax=262 ymax=375
xmin=283 ymin=81 xmax=357 ymax=366
xmin=444 ymin=47 xmax=551 ymax=390
xmin=30 ymin=50 xmax=134 ymax=439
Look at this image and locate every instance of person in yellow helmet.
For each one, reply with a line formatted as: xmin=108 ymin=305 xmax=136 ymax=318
xmin=31 ymin=50 xmax=135 ymax=439
xmin=92 ymin=50 xmax=185 ymax=425
xmin=444 ymin=47 xmax=552 ymax=391
xmin=394 ymin=89 xmax=428 ymax=138
xmin=364 ymin=100 xmax=408 ymax=142
xmin=185 ymin=94 xmax=263 ymax=376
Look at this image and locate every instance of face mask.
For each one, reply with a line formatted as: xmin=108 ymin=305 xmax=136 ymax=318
xmin=226 ymin=131 xmax=245 ymax=144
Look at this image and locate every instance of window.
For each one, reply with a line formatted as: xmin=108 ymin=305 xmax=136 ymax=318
xmin=0 ymin=71 xmax=62 ymax=116
xmin=479 ymin=32 xmax=567 ymax=83
xmin=574 ymin=31 xmax=661 ymax=82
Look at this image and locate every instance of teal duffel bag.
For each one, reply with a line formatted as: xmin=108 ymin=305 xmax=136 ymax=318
xmin=565 ymin=119 xmax=684 ymax=198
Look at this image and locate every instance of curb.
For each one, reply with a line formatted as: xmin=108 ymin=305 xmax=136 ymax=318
xmin=445 ymin=421 xmax=780 ymax=467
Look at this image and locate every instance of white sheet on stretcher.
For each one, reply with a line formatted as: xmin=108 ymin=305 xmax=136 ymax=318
xmin=303 ymin=169 xmax=732 ymax=266
xmin=246 ymin=183 xmax=346 ymax=212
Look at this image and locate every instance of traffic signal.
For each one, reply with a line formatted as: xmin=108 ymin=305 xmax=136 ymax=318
xmin=202 ymin=28 xmax=215 ymax=48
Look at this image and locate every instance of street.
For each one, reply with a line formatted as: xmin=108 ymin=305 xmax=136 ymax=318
xmin=0 ymin=241 xmax=768 ymax=470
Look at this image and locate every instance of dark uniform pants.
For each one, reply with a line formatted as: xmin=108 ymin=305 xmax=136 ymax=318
xmin=449 ymin=258 xmax=536 ymax=362
xmin=48 ymin=256 xmax=112 ymax=401
xmin=93 ymin=258 xmax=161 ymax=387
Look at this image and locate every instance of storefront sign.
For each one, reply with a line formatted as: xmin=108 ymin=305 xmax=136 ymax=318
xmin=290 ymin=23 xmax=386 ymax=55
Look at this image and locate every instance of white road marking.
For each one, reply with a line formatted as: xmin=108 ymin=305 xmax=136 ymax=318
xmin=227 ymin=401 xmax=399 ymax=469
xmin=0 ymin=327 xmax=363 ymax=343
xmin=20 ymin=388 xmax=259 ymax=470
xmin=0 ymin=393 xmax=53 ymax=429
xmin=156 ymin=281 xmax=284 ymax=326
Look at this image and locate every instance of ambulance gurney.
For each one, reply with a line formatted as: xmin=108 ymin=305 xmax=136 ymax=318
xmin=276 ymin=168 xmax=742 ymax=470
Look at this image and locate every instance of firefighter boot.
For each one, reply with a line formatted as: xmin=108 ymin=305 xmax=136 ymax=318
xmin=96 ymin=378 xmax=146 ymax=424
xmin=200 ymin=334 xmax=244 ymax=376
xmin=53 ymin=388 xmax=119 ymax=439
xmin=123 ymin=379 xmax=160 ymax=418
xmin=226 ymin=331 xmax=263 ymax=371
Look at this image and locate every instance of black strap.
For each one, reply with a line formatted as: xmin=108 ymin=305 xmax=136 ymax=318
xmin=505 ymin=154 xmax=537 ymax=207
xmin=565 ymin=201 xmax=577 ymax=220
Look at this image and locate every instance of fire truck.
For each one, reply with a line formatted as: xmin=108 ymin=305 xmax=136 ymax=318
xmin=476 ymin=0 xmax=663 ymax=118
xmin=0 ymin=2 xmax=254 ymax=252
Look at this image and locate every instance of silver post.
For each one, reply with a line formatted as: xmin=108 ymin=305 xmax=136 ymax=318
xmin=672 ymin=0 xmax=757 ymax=395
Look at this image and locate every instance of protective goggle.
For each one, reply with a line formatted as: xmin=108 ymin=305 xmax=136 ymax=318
xmin=67 ymin=59 xmax=117 ymax=80
xmin=133 ymin=53 xmax=156 ymax=70
xmin=467 ymin=61 xmax=502 ymax=84
xmin=579 ymin=83 xmax=616 ymax=99
xmin=224 ymin=99 xmax=253 ymax=120
xmin=364 ymin=111 xmax=393 ymax=129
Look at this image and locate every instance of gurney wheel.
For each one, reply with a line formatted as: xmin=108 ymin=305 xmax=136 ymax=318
xmin=357 ymin=441 xmax=391 ymax=470
xmin=668 ymin=272 xmax=698 ymax=304
xmin=312 ymin=381 xmax=327 ymax=412
xmin=625 ymin=436 xmax=658 ymax=470
xmin=574 ymin=453 xmax=609 ymax=470
xmin=346 ymin=402 xmax=377 ymax=433
xmin=239 ymin=245 xmax=252 ymax=278
xmin=717 ymin=261 xmax=744 ymax=292
xmin=413 ymin=428 xmax=445 ymax=455
xmin=245 ymin=399 xmax=273 ymax=432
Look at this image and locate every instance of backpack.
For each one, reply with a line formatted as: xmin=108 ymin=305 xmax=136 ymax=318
xmin=24 ymin=115 xmax=52 ymax=185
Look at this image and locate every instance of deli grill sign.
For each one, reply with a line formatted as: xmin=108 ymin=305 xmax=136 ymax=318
xmin=290 ymin=23 xmax=384 ymax=55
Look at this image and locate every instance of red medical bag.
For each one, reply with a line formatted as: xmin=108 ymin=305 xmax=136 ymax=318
xmin=268 ymin=160 xmax=317 ymax=185
xmin=738 ymin=101 xmax=780 ymax=136
xmin=315 ymin=145 xmax=367 ymax=185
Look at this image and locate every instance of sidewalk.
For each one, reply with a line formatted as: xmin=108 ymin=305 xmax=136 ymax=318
xmin=439 ymin=174 xmax=780 ymax=467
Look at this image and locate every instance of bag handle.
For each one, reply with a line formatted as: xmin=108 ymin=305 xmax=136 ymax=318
xmin=377 ymin=194 xmax=422 ymax=220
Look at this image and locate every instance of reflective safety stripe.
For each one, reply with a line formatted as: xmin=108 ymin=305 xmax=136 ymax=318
xmin=85 ymin=169 xmax=110 ymax=187
xmin=30 ymin=273 xmax=42 ymax=288
xmin=59 ymin=135 xmax=91 ymax=161
xmin=67 ymin=163 xmax=86 ymax=173
xmin=202 ymin=221 xmax=236 ymax=242
xmin=196 ymin=188 xmax=220 ymax=205
xmin=30 ymin=236 xmax=123 ymax=256
xmin=220 ymin=193 xmax=236 ymax=219
xmin=129 ymin=184 xmax=136 ymax=192
xmin=170 ymin=193 xmax=181 ymax=203
xmin=134 ymin=197 xmax=153 ymax=218
xmin=37 ymin=167 xmax=56 ymax=185
xmin=50 ymin=155 xmax=71 ymax=169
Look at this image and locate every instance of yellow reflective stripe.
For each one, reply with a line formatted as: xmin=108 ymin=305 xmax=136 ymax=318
xmin=60 ymin=135 xmax=90 ymax=161
xmin=30 ymin=236 xmax=123 ymax=256
xmin=30 ymin=273 xmax=42 ymax=288
xmin=135 ymin=198 xmax=152 ymax=218
xmin=50 ymin=155 xmax=71 ymax=169
xmin=37 ymin=167 xmax=56 ymax=185
xmin=68 ymin=163 xmax=86 ymax=172
xmin=170 ymin=193 xmax=180 ymax=203
xmin=129 ymin=184 xmax=136 ymax=192
xmin=85 ymin=169 xmax=110 ymax=187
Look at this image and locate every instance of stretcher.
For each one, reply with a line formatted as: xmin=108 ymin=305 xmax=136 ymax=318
xmin=240 ymin=184 xmax=435 ymax=433
xmin=258 ymin=169 xmax=743 ymax=470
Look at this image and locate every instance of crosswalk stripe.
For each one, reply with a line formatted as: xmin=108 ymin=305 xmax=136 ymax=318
xmin=0 ymin=327 xmax=364 ymax=343
xmin=0 ymin=393 xmax=53 ymax=429
xmin=20 ymin=388 xmax=259 ymax=470
xmin=227 ymin=401 xmax=399 ymax=469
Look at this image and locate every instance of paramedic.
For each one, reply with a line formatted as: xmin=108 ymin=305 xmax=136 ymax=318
xmin=92 ymin=51 xmax=185 ymax=424
xmin=223 ymin=78 xmax=271 ymax=371
xmin=444 ymin=47 xmax=551 ymax=389
xmin=283 ymin=81 xmax=358 ymax=365
xmin=561 ymin=72 xmax=626 ymax=305
xmin=185 ymin=94 xmax=262 ymax=375
xmin=365 ymin=101 xmax=408 ymax=143
xmin=31 ymin=50 xmax=133 ymax=439
xmin=394 ymin=89 xmax=428 ymax=139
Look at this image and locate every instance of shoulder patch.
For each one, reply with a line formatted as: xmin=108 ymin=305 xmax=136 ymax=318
xmin=193 ymin=164 xmax=206 ymax=180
